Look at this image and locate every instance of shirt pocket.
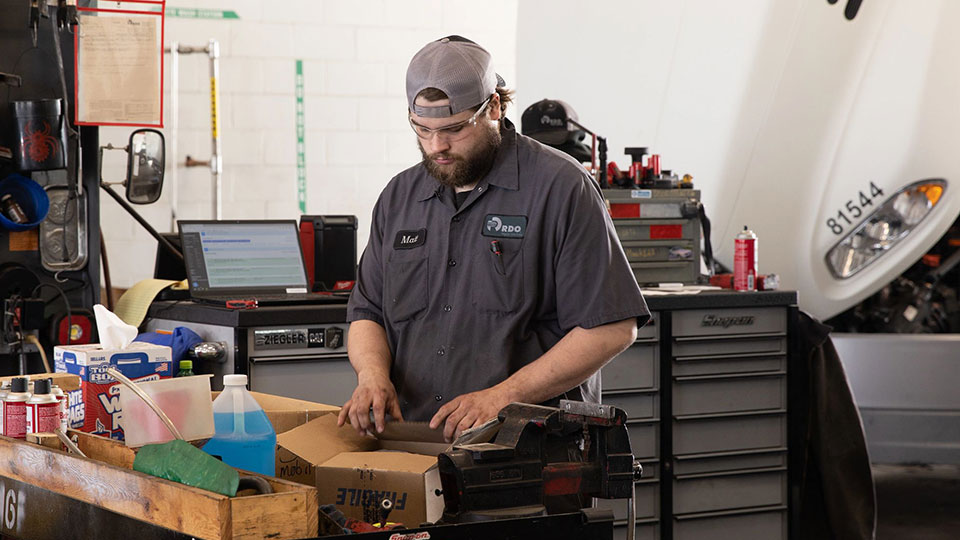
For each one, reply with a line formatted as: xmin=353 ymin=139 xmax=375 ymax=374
xmin=384 ymin=251 xmax=429 ymax=322
xmin=472 ymin=240 xmax=524 ymax=313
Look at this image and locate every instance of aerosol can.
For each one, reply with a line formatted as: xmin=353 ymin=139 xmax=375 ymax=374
xmin=734 ymin=226 xmax=758 ymax=291
xmin=0 ymin=382 xmax=9 ymax=435
xmin=50 ymin=380 xmax=68 ymax=433
xmin=26 ymin=379 xmax=59 ymax=435
xmin=3 ymin=378 xmax=31 ymax=439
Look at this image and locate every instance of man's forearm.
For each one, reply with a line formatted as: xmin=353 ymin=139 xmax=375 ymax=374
xmin=347 ymin=319 xmax=393 ymax=379
xmin=494 ymin=318 xmax=638 ymax=405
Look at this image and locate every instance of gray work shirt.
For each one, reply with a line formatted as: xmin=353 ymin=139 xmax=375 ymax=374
xmin=347 ymin=119 xmax=649 ymax=421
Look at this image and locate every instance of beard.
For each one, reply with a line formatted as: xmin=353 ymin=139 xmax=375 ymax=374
xmin=419 ymin=123 xmax=502 ymax=189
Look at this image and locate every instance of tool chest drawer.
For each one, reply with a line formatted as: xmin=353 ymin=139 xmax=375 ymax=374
xmin=674 ymin=507 xmax=787 ymax=540
xmin=673 ymin=354 xmax=786 ymax=377
xmin=673 ymin=449 xmax=787 ymax=476
xmin=672 ymin=334 xmax=786 ymax=358
xmin=627 ymin=421 xmax=659 ymax=459
xmin=673 ymin=372 xmax=786 ymax=416
xmin=613 ymin=520 xmax=659 ymax=540
xmin=637 ymin=460 xmax=660 ymax=480
xmin=614 ymin=219 xmax=698 ymax=242
xmin=604 ymin=391 xmax=658 ymax=420
xmin=603 ymin=343 xmax=658 ymax=392
xmin=673 ymin=468 xmax=787 ymax=515
xmin=637 ymin=312 xmax=658 ymax=340
xmin=672 ymin=307 xmax=787 ymax=337
xmin=595 ymin=481 xmax=660 ymax=521
xmin=673 ymin=411 xmax=787 ymax=456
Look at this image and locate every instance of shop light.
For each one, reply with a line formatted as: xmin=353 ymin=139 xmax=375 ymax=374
xmin=826 ymin=179 xmax=947 ymax=279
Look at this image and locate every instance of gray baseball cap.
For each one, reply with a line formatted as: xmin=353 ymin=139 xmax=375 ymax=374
xmin=406 ymin=35 xmax=505 ymax=118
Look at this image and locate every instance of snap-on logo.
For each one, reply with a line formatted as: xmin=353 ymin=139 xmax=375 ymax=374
xmin=482 ymin=214 xmax=527 ymax=239
xmin=701 ymin=315 xmax=755 ymax=328
xmin=389 ymin=533 xmax=430 ymax=540
xmin=394 ymin=229 xmax=426 ymax=249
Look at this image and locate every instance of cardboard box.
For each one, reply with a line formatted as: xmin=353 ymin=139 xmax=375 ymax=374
xmin=54 ymin=342 xmax=173 ymax=440
xmin=0 ymin=372 xmax=80 ymax=392
xmin=233 ymin=391 xmax=341 ymax=485
xmin=319 ymin=450 xmax=443 ymax=526
xmin=278 ymin=415 xmax=449 ymax=526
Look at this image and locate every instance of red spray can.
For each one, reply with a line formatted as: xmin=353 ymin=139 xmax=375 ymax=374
xmin=734 ymin=226 xmax=758 ymax=291
xmin=2 ymin=377 xmax=30 ymax=439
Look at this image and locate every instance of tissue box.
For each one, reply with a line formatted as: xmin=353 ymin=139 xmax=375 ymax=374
xmin=54 ymin=342 xmax=173 ymax=440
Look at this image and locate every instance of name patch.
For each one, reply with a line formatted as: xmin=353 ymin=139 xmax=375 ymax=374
xmin=482 ymin=215 xmax=527 ymax=239
xmin=394 ymin=229 xmax=426 ymax=249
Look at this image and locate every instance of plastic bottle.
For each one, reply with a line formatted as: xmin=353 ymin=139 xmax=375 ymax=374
xmin=202 ymin=374 xmax=276 ymax=476
xmin=49 ymin=379 xmax=68 ymax=433
xmin=26 ymin=379 xmax=59 ymax=434
xmin=176 ymin=360 xmax=195 ymax=377
xmin=3 ymin=378 xmax=31 ymax=439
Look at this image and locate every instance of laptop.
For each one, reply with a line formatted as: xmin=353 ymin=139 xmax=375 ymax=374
xmin=178 ymin=220 xmax=346 ymax=306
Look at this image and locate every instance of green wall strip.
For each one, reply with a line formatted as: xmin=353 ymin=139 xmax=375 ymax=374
xmin=296 ymin=59 xmax=306 ymax=213
xmin=165 ymin=7 xmax=240 ymax=19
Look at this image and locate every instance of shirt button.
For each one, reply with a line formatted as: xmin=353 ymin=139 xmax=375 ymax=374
xmin=435 ymin=395 xmax=443 ymax=401
xmin=477 ymin=187 xmax=483 ymax=193
xmin=437 ymin=347 xmax=445 ymax=356
xmin=447 ymin=259 xmax=457 ymax=267
xmin=443 ymin=304 xmax=452 ymax=312
xmin=452 ymin=216 xmax=461 ymax=222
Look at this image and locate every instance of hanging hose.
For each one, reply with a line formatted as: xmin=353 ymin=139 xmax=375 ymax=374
xmin=101 ymin=229 xmax=114 ymax=311
xmin=24 ymin=334 xmax=51 ymax=373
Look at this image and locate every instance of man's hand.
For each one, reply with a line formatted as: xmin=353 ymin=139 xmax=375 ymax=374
xmin=337 ymin=370 xmax=403 ymax=435
xmin=429 ymin=386 xmax=513 ymax=442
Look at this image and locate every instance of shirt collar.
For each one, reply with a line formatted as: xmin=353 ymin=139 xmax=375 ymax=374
xmin=415 ymin=118 xmax=520 ymax=202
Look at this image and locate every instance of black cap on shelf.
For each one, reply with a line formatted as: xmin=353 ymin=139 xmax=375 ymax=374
xmin=11 ymin=377 xmax=27 ymax=393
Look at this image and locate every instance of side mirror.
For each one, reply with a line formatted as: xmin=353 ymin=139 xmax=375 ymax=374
xmin=125 ymin=128 xmax=165 ymax=204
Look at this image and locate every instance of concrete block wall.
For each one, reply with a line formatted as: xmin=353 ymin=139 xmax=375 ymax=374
xmin=100 ymin=0 xmax=518 ymax=288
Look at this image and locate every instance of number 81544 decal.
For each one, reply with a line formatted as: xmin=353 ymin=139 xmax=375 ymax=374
xmin=826 ymin=182 xmax=885 ymax=235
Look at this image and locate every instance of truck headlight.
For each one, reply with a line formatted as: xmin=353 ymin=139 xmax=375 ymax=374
xmin=826 ymin=179 xmax=946 ymax=279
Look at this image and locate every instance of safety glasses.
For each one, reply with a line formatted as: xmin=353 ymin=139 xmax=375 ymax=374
xmin=409 ymin=97 xmax=492 ymax=142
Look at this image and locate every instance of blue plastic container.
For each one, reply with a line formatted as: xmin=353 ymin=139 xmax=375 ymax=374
xmin=202 ymin=374 xmax=276 ymax=476
xmin=0 ymin=174 xmax=50 ymax=231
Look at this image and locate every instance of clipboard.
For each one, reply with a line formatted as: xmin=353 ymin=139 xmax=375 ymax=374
xmin=73 ymin=0 xmax=165 ymax=127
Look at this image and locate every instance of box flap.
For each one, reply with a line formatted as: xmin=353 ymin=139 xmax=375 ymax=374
xmin=320 ymin=450 xmax=438 ymax=474
xmin=378 ymin=440 xmax=449 ymax=456
xmin=213 ymin=391 xmax=340 ymax=434
xmin=278 ymin=414 xmax=376 ymax=466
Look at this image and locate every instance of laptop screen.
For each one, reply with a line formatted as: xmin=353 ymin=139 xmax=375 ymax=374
xmin=179 ymin=221 xmax=309 ymax=293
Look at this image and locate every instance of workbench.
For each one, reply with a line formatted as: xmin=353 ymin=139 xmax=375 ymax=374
xmin=0 ymin=291 xmax=799 ymax=539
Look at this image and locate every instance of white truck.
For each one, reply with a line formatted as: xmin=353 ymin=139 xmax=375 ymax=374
xmin=704 ymin=0 xmax=960 ymax=464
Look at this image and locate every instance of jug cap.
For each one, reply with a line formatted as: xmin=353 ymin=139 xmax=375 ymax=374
xmin=223 ymin=374 xmax=248 ymax=386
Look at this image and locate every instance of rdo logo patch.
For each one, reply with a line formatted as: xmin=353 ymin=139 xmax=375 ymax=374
xmin=482 ymin=214 xmax=527 ymax=239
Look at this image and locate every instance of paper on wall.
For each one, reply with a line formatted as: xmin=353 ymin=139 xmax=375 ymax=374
xmin=77 ymin=14 xmax=161 ymax=125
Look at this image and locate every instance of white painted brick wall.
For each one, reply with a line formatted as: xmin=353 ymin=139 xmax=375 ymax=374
xmin=99 ymin=0 xmax=519 ymax=288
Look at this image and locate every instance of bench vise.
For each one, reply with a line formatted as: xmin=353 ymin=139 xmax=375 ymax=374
xmin=437 ymin=400 xmax=641 ymax=524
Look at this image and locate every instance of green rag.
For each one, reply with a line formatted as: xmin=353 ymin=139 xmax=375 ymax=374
xmin=133 ymin=439 xmax=240 ymax=497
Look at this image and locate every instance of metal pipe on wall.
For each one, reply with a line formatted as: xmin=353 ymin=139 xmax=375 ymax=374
xmin=168 ymin=41 xmax=179 ymax=231
xmin=208 ymin=39 xmax=222 ymax=220
xmin=162 ymin=40 xmax=223 ymax=222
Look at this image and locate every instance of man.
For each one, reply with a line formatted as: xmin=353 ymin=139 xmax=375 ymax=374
xmin=339 ymin=36 xmax=649 ymax=442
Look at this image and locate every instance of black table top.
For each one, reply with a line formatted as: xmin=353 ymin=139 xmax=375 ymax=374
xmin=147 ymin=290 xmax=796 ymax=329
xmin=643 ymin=289 xmax=798 ymax=311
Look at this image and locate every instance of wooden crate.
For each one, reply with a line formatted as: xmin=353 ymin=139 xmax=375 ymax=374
xmin=0 ymin=434 xmax=318 ymax=540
